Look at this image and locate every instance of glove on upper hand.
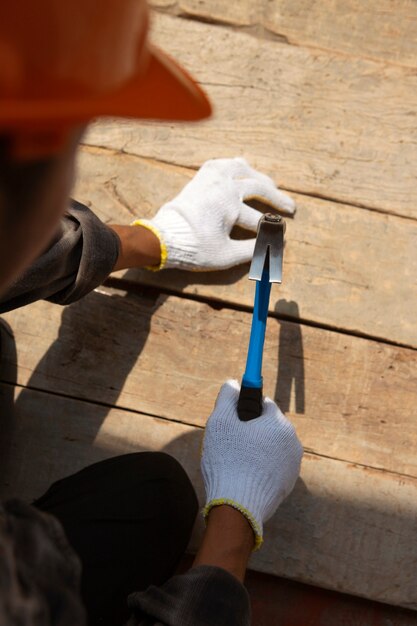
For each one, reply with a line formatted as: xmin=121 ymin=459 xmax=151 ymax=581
xmin=134 ymin=158 xmax=295 ymax=271
xmin=201 ymin=379 xmax=303 ymax=549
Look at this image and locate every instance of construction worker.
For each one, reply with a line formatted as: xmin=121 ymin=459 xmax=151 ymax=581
xmin=0 ymin=1 xmax=303 ymax=624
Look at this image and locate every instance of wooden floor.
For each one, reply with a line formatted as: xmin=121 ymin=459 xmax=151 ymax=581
xmin=1 ymin=0 xmax=417 ymax=620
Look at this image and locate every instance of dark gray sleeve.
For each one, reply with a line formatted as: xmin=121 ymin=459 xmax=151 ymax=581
xmin=0 ymin=499 xmax=87 ymax=626
xmin=0 ymin=200 xmax=120 ymax=314
xmin=126 ymin=566 xmax=251 ymax=626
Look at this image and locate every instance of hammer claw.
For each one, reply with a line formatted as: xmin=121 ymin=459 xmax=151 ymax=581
xmin=249 ymin=214 xmax=285 ymax=283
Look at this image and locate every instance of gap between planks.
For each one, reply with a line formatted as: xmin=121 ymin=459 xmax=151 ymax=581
xmin=84 ymin=12 xmax=417 ymax=219
xmin=1 ymin=378 xmax=415 ymax=482
xmin=1 ymin=291 xmax=416 ymax=477
xmin=80 ymin=144 xmax=417 ymax=225
xmin=152 ymin=8 xmax=417 ymax=71
xmin=149 ymin=0 xmax=417 ymax=70
xmin=104 ymin=275 xmax=417 ymax=352
xmin=74 ymin=146 xmax=417 ymax=348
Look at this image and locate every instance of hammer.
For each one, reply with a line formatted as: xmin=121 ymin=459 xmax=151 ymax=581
xmin=237 ymin=213 xmax=285 ymax=421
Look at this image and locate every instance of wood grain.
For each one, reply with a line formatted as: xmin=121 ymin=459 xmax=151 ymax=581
xmin=85 ymin=13 xmax=417 ymax=218
xmin=1 ymin=383 xmax=416 ymax=609
xmin=1 ymin=290 xmax=416 ymax=476
xmin=74 ymin=147 xmax=417 ymax=347
xmin=156 ymin=0 xmax=417 ymax=68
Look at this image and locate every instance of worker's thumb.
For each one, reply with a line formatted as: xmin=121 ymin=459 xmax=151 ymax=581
xmin=236 ymin=179 xmax=296 ymax=216
xmin=227 ymin=238 xmax=256 ymax=266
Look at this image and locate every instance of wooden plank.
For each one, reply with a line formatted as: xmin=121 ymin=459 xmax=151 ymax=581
xmin=151 ymin=0 xmax=175 ymax=7
xmin=162 ymin=0 xmax=257 ymax=27
xmin=159 ymin=0 xmax=417 ymax=68
xmin=1 ymin=291 xmax=416 ymax=476
xmin=263 ymin=0 xmax=417 ymax=68
xmin=1 ymin=383 xmax=416 ymax=609
xmin=74 ymin=147 xmax=417 ymax=347
xmin=244 ymin=570 xmax=417 ymax=626
xmin=84 ymin=13 xmax=417 ymax=218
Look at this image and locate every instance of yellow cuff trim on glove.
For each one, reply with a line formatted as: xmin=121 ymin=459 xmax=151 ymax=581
xmin=203 ymin=498 xmax=263 ymax=551
xmin=130 ymin=219 xmax=168 ymax=271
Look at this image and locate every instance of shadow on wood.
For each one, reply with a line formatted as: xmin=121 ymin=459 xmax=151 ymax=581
xmin=120 ymin=260 xmax=251 ymax=296
xmin=12 ymin=288 xmax=166 ymax=441
xmin=274 ymin=300 xmax=305 ymax=414
xmin=95 ymin=425 xmax=417 ymax=609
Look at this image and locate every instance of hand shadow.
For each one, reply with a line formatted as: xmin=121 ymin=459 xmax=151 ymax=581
xmin=117 ymin=241 xmax=250 ymax=295
xmin=274 ymin=299 xmax=305 ymax=414
xmin=12 ymin=287 xmax=167 ymax=442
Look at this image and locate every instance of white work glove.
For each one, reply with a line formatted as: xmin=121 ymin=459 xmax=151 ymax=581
xmin=201 ymin=380 xmax=303 ymax=550
xmin=132 ymin=158 xmax=295 ymax=271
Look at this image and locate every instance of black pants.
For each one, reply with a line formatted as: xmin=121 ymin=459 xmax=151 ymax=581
xmin=34 ymin=452 xmax=199 ymax=626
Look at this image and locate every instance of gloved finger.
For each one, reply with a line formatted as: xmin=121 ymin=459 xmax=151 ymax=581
xmin=202 ymin=157 xmax=252 ymax=178
xmin=236 ymin=178 xmax=296 ymax=215
xmin=204 ymin=157 xmax=272 ymax=186
xmin=262 ymin=395 xmax=303 ymax=456
xmin=262 ymin=395 xmax=287 ymax=421
xmin=232 ymin=158 xmax=287 ymax=193
xmin=221 ymin=157 xmax=271 ymax=183
xmin=214 ymin=379 xmax=240 ymax=408
xmin=237 ymin=203 xmax=263 ymax=231
xmin=226 ymin=238 xmax=256 ymax=266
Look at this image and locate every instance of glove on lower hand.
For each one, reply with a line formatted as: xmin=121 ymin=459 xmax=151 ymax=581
xmin=201 ymin=380 xmax=303 ymax=549
xmin=133 ymin=157 xmax=295 ymax=271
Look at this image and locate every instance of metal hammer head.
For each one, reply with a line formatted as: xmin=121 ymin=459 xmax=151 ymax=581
xmin=249 ymin=213 xmax=286 ymax=283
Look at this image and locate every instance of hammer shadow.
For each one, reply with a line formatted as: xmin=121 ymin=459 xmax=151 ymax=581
xmin=274 ymin=299 xmax=305 ymax=414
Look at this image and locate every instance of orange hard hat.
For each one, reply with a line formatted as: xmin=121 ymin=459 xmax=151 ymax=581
xmin=0 ymin=0 xmax=212 ymax=157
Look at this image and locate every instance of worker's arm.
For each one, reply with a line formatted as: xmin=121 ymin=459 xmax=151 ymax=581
xmin=0 ymin=200 xmax=119 ymax=313
xmin=192 ymin=505 xmax=254 ymax=583
xmin=0 ymin=158 xmax=294 ymax=314
xmin=109 ymin=223 xmax=161 ymax=271
xmin=127 ymin=380 xmax=303 ymax=626
xmin=127 ymin=507 xmax=254 ymax=626
xmin=0 ymin=200 xmax=163 ymax=313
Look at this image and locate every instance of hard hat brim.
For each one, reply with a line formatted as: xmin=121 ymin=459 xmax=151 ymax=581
xmin=113 ymin=44 xmax=213 ymax=122
xmin=0 ymin=45 xmax=212 ymax=130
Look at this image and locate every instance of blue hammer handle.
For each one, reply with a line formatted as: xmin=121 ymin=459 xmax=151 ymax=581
xmin=237 ymin=263 xmax=271 ymax=420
